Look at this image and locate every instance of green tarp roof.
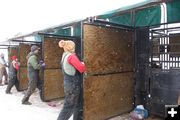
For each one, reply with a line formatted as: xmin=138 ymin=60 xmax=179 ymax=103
xmin=98 ymin=0 xmax=156 ymax=19
xmin=12 ymin=0 xmax=180 ymax=40
xmin=97 ymin=0 xmax=180 ymax=27
xmin=98 ymin=0 xmax=161 ymax=27
xmin=167 ymin=0 xmax=180 ymax=23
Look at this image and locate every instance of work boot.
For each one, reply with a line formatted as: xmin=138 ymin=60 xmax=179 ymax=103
xmin=0 ymin=80 xmax=3 ymax=86
xmin=4 ymin=81 xmax=8 ymax=85
xmin=22 ymin=101 xmax=32 ymax=105
xmin=5 ymin=91 xmax=12 ymax=94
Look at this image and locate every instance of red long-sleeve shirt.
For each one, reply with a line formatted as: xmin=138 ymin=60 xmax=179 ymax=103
xmin=12 ymin=61 xmax=19 ymax=70
xmin=67 ymin=54 xmax=86 ymax=73
xmin=15 ymin=62 xmax=19 ymax=70
xmin=12 ymin=60 xmax=19 ymax=70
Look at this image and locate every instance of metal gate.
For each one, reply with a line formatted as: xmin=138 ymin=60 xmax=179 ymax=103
xmin=149 ymin=23 xmax=180 ymax=117
xmin=135 ymin=28 xmax=150 ymax=109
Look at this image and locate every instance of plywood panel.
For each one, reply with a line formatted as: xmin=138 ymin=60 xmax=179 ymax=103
xmin=43 ymin=69 xmax=64 ymax=101
xmin=169 ymin=35 xmax=180 ymax=54
xmin=8 ymin=47 xmax=19 ymax=63
xmin=152 ymin=40 xmax=159 ymax=57
xmin=18 ymin=43 xmax=42 ymax=91
xmin=83 ymin=72 xmax=134 ymax=120
xmin=19 ymin=43 xmax=31 ymax=67
xmin=84 ymin=24 xmax=134 ymax=75
xmin=19 ymin=67 xmax=28 ymax=90
xmin=44 ymin=37 xmax=64 ymax=69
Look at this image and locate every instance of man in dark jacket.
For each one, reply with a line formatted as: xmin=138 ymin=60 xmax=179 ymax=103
xmin=5 ymin=55 xmax=20 ymax=94
xmin=22 ymin=45 xmax=45 ymax=105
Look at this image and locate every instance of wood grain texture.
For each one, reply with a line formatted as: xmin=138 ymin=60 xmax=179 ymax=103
xmin=83 ymin=24 xmax=134 ymax=120
xmin=8 ymin=46 xmax=19 ymax=63
xmin=169 ymin=35 xmax=180 ymax=53
xmin=83 ymin=73 xmax=134 ymax=120
xmin=19 ymin=43 xmax=31 ymax=67
xmin=18 ymin=43 xmax=42 ymax=90
xmin=43 ymin=69 xmax=64 ymax=101
xmin=83 ymin=24 xmax=134 ymax=75
xmin=19 ymin=67 xmax=28 ymax=90
xmin=43 ymin=37 xmax=64 ymax=69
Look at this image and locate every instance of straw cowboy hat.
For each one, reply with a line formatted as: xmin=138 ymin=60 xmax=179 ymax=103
xmin=59 ymin=40 xmax=75 ymax=53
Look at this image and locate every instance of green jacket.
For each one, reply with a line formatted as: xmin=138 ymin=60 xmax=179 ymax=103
xmin=28 ymin=55 xmax=41 ymax=70
xmin=27 ymin=53 xmax=41 ymax=80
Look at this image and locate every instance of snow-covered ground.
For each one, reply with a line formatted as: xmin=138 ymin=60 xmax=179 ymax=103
xmin=0 ymin=85 xmax=73 ymax=120
xmin=0 ymin=84 xmax=161 ymax=120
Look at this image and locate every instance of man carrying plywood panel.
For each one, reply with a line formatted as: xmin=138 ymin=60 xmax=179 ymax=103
xmin=22 ymin=45 xmax=45 ymax=105
xmin=5 ymin=55 xmax=20 ymax=94
xmin=57 ymin=40 xmax=86 ymax=120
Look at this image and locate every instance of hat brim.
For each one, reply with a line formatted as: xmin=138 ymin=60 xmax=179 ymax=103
xmin=35 ymin=47 xmax=40 ymax=51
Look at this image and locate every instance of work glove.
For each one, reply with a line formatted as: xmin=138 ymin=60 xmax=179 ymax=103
xmin=41 ymin=63 xmax=45 ymax=67
xmin=40 ymin=60 xmax=44 ymax=64
xmin=40 ymin=60 xmax=45 ymax=69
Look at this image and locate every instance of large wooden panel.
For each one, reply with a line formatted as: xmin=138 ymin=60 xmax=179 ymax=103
xmin=43 ymin=69 xmax=64 ymax=101
xmin=169 ymin=35 xmax=180 ymax=54
xmin=83 ymin=72 xmax=134 ymax=120
xmin=83 ymin=24 xmax=134 ymax=120
xmin=18 ymin=43 xmax=42 ymax=91
xmin=8 ymin=46 xmax=19 ymax=64
xmin=19 ymin=43 xmax=31 ymax=67
xmin=152 ymin=40 xmax=159 ymax=57
xmin=19 ymin=67 xmax=28 ymax=90
xmin=44 ymin=37 xmax=64 ymax=69
xmin=84 ymin=24 xmax=134 ymax=75
xmin=8 ymin=47 xmax=21 ymax=89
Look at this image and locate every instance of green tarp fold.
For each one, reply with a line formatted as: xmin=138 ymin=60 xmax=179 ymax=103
xmin=97 ymin=0 xmax=161 ymax=27
xmin=135 ymin=6 xmax=161 ymax=26
xmin=109 ymin=13 xmax=132 ymax=26
xmin=98 ymin=5 xmax=161 ymax=27
xmin=55 ymin=27 xmax=71 ymax=36
xmin=167 ymin=0 xmax=180 ymax=23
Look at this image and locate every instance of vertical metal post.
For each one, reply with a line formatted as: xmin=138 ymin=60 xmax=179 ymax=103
xmin=76 ymin=21 xmax=84 ymax=120
xmin=133 ymin=9 xmax=138 ymax=108
xmin=40 ymin=35 xmax=45 ymax=101
xmin=18 ymin=44 xmax=21 ymax=90
xmin=149 ymin=30 xmax=153 ymax=99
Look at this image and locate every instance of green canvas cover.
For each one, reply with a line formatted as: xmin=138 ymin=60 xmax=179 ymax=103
xmin=167 ymin=0 xmax=180 ymax=23
xmin=97 ymin=0 xmax=161 ymax=27
xmin=109 ymin=13 xmax=132 ymax=26
xmin=135 ymin=5 xmax=161 ymax=26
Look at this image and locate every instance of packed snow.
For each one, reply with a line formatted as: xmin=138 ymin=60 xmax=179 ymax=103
xmin=0 ymin=84 xmax=161 ymax=120
xmin=0 ymin=85 xmax=73 ymax=120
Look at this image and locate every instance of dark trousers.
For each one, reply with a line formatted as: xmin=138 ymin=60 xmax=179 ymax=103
xmin=6 ymin=76 xmax=19 ymax=93
xmin=22 ymin=70 xmax=42 ymax=103
xmin=0 ymin=67 xmax=8 ymax=84
xmin=22 ymin=78 xmax=37 ymax=103
xmin=57 ymin=74 xmax=80 ymax=120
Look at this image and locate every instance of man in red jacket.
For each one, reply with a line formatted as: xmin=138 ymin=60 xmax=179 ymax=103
xmin=6 ymin=55 xmax=20 ymax=94
xmin=57 ymin=40 xmax=86 ymax=120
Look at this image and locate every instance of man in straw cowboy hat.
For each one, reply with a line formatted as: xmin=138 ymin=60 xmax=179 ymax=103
xmin=57 ymin=40 xmax=86 ymax=120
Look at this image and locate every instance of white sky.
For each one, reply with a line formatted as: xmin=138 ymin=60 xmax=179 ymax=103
xmin=0 ymin=0 xmax=145 ymax=41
